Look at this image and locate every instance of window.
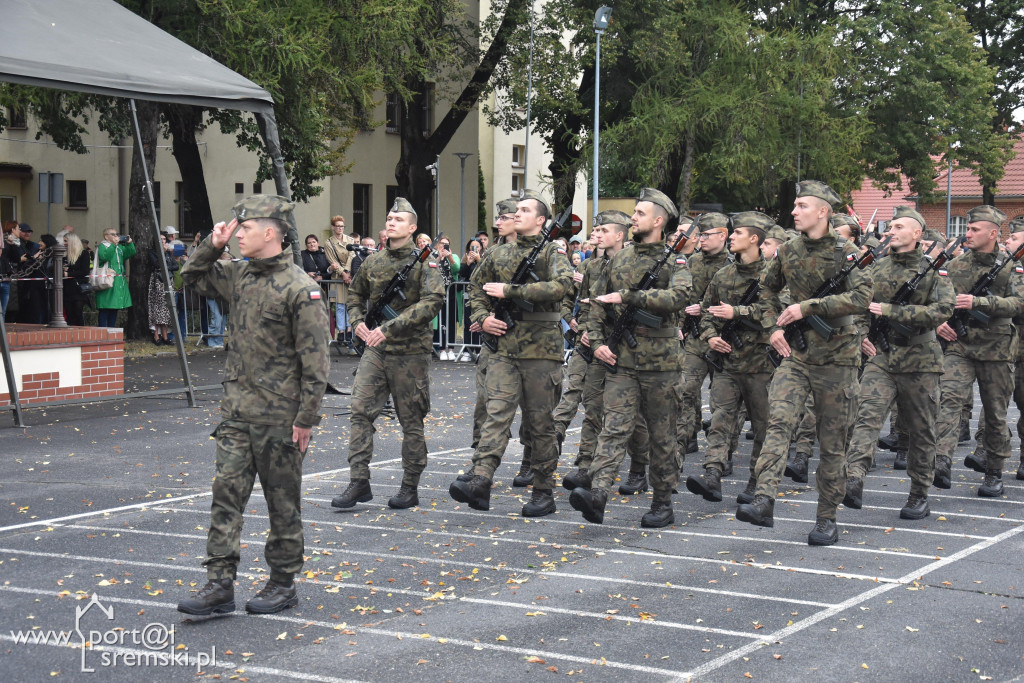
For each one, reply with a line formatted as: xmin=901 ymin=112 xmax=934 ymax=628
xmin=352 ymin=184 xmax=371 ymax=235
xmin=386 ymin=93 xmax=401 ymax=134
xmin=66 ymin=180 xmax=87 ymax=209
xmin=512 ymin=145 xmax=525 ymax=168
xmin=151 ymin=181 xmax=161 ymax=224
xmin=6 ymin=106 xmax=26 ymax=129
xmin=234 ymin=182 xmax=244 ymax=194
xmin=0 ymin=196 xmax=15 ymax=224
xmin=252 ymin=181 xmax=262 ymax=194
xmin=511 ymin=173 xmax=524 ymax=195
xmin=948 ymin=215 xmax=967 ymax=239
xmin=385 ymin=186 xmax=400 ymax=215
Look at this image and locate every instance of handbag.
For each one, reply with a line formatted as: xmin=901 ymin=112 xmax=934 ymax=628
xmin=89 ymin=255 xmax=115 ymax=291
xmin=78 ymin=281 xmax=94 ymax=295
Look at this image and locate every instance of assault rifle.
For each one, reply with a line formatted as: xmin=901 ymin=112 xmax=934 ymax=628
xmin=868 ymin=235 xmax=964 ymax=353
xmin=482 ymin=209 xmax=575 ymax=352
xmin=783 ymin=235 xmax=891 ymax=352
xmin=703 ymin=278 xmax=762 ymax=373
xmin=583 ymin=223 xmax=696 ymax=373
xmin=948 ymin=239 xmax=1024 ymax=340
xmin=354 ymin=233 xmax=445 ymax=356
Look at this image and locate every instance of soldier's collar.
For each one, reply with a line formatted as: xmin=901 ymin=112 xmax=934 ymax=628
xmin=387 ymin=242 xmax=415 ymax=256
xmin=246 ymin=249 xmax=293 ymax=273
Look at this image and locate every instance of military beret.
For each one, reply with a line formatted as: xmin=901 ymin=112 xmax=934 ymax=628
xmin=231 ymin=194 xmax=294 ymax=223
xmin=892 ymin=205 xmax=926 ymax=229
xmin=698 ymin=212 xmax=730 ymax=232
xmin=795 ymin=179 xmax=841 ymax=207
xmin=518 ymin=189 xmax=550 ymax=216
xmin=966 ymin=205 xmax=1006 ymax=227
xmin=831 ymin=213 xmax=860 ymax=229
xmin=1010 ymin=217 xmax=1024 ymax=234
xmin=496 ymin=199 xmax=518 ymax=215
xmin=678 ymin=214 xmax=694 ymax=226
xmin=765 ymin=226 xmax=788 ymax=242
xmin=921 ymin=228 xmax=945 ymax=243
xmin=731 ymin=211 xmax=775 ymax=231
xmin=593 ymin=209 xmax=631 ymax=228
xmin=637 ymin=187 xmax=679 ymax=218
xmin=785 ymin=229 xmax=800 ymax=241
xmin=389 ymin=197 xmax=418 ymax=221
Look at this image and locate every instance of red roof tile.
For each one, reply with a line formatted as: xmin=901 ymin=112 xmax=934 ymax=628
xmin=930 ymin=136 xmax=1024 ymax=198
xmin=850 ymin=176 xmax=915 ymax=224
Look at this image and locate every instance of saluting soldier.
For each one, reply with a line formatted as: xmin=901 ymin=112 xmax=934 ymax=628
xmin=450 ymin=190 xmax=572 ymax=516
xmin=843 ymin=207 xmax=954 ymax=517
xmin=569 ymin=188 xmax=692 ymax=528
xmin=735 ymin=181 xmax=872 ymax=546
xmin=331 ymin=198 xmax=444 ymax=510
xmin=933 ymin=205 xmax=1024 ymax=495
xmin=685 ymin=212 xmax=780 ymax=505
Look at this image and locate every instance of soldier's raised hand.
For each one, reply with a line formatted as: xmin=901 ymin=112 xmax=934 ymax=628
xmin=211 ymin=219 xmax=238 ymax=249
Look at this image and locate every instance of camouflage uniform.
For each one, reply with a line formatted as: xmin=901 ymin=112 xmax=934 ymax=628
xmin=845 ymin=245 xmax=954 ymax=499
xmin=347 ymin=240 xmax=445 ymax=485
xmin=180 ymin=196 xmax=329 ymax=582
xmin=552 ymin=270 xmax=587 ymax=441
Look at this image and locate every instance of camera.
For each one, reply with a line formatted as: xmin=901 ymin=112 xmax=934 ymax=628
xmin=346 ymin=243 xmax=373 ymax=257
xmin=118 ymin=235 xmax=132 ymax=244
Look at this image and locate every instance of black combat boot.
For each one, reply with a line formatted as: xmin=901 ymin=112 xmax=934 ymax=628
xmin=736 ymin=476 xmax=757 ymax=505
xmin=331 ymin=479 xmax=372 ymax=508
xmin=456 ymin=471 xmax=474 ymax=482
xmin=958 ymin=419 xmax=971 ymax=443
xmin=522 ymin=488 xmax=556 ymax=517
xmin=388 ymin=484 xmax=419 ymax=509
xmin=562 ymin=468 xmax=591 ymax=491
xmin=685 ymin=467 xmax=723 ymax=502
xmin=1017 ymin=460 xmax=1024 ymax=481
xmin=893 ymin=450 xmax=908 ymax=471
xmin=641 ymin=500 xmax=675 ymax=528
xmin=569 ymin=487 xmax=607 ymax=524
xmin=245 ymin=579 xmax=298 ymax=614
xmin=877 ymin=432 xmax=899 ymax=452
xmin=686 ymin=435 xmax=699 ymax=454
xmin=785 ymin=452 xmax=809 ymax=483
xmin=177 ymin=579 xmax=235 ymax=616
xmin=807 ymin=518 xmax=838 ymax=546
xmin=899 ymin=494 xmax=930 ymax=520
xmin=723 ymin=452 xmax=734 ymax=477
xmin=557 ymin=432 xmax=564 ymax=457
xmin=745 ymin=429 xmax=754 ymax=440
xmin=843 ymin=477 xmax=863 ymax=510
xmin=618 ymin=471 xmax=649 ymax=495
xmin=978 ymin=469 xmax=1004 ymax=498
xmin=702 ymin=418 xmax=711 ymax=434
xmin=736 ymin=494 xmax=774 ymax=527
xmin=933 ymin=456 xmax=952 ymax=489
xmin=449 ymin=475 xmax=492 ymax=510
xmin=964 ymin=448 xmax=987 ymax=473
xmin=512 ymin=460 xmax=534 ymax=488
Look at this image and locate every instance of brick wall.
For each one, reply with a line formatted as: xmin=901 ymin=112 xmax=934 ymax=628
xmin=919 ymin=200 xmax=1024 ymax=238
xmin=0 ymin=325 xmax=124 ymax=405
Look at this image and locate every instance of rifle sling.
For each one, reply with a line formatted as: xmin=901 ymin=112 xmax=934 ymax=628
xmin=507 ymin=311 xmax=561 ymax=322
xmin=890 ymin=330 xmax=936 ymax=347
xmin=969 ymin=316 xmax=1011 ymax=329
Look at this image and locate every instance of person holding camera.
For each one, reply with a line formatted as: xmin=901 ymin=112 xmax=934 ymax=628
xmin=95 ymin=228 xmax=136 ymax=328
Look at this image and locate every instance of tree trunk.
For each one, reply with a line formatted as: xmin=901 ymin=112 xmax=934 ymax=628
xmin=164 ymin=104 xmax=214 ymax=238
xmin=126 ymin=100 xmax=160 ymax=341
xmin=982 ymin=183 xmax=996 ymax=207
xmin=397 ymin=82 xmax=437 ymax=234
xmin=776 ymin=179 xmax=797 ymax=230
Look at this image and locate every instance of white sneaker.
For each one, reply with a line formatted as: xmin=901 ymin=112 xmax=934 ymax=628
xmin=459 ymin=352 xmax=472 ymax=362
xmin=440 ymin=350 xmax=452 ymax=360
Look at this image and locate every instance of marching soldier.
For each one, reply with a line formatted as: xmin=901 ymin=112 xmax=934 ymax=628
xmin=331 ymin=198 xmax=444 ymax=510
xmin=569 ymin=188 xmax=692 ymax=527
xmin=1007 ymin=218 xmax=1024 ymax=482
xmin=933 ymin=205 xmax=1024 ymax=495
xmin=735 ymin=181 xmax=872 ymax=546
xmin=843 ymin=207 xmax=954 ymax=517
xmin=685 ymin=212 xmax=779 ymax=504
xmin=450 ymin=191 xmax=572 ymax=516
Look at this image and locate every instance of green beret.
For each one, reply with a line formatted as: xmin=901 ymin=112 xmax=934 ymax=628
xmin=698 ymin=212 xmax=730 ymax=231
xmin=593 ymin=209 xmax=631 ymax=228
xmin=496 ymin=199 xmax=518 ymax=215
xmin=231 ymin=194 xmax=294 ymax=223
xmin=678 ymin=214 xmax=694 ymax=226
xmin=1010 ymin=217 xmax=1024 ymax=234
xmin=891 ymin=205 xmax=926 ymax=229
xmin=921 ymin=228 xmax=945 ymax=243
xmin=518 ymin=189 xmax=550 ymax=216
xmin=637 ymin=187 xmax=679 ymax=218
xmin=795 ymin=179 xmax=841 ymax=207
xmin=785 ymin=229 xmax=800 ymax=241
xmin=389 ymin=197 xmax=418 ymax=221
xmin=765 ymin=226 xmax=788 ymax=242
xmin=731 ymin=211 xmax=775 ymax=231
xmin=831 ymin=213 xmax=860 ymax=229
xmin=966 ymin=205 xmax=1006 ymax=227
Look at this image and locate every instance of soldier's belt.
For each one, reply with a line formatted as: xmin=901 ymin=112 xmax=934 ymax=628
xmin=969 ymin=316 xmax=1011 ymax=329
xmin=891 ymin=330 xmax=936 ymax=347
xmin=507 ymin=311 xmax=562 ymax=322
xmin=821 ymin=315 xmax=855 ymax=328
xmin=633 ymin=326 xmax=678 ymax=338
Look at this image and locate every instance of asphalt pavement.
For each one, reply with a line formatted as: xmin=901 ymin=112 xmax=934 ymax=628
xmin=1 ymin=349 xmax=1022 ymax=682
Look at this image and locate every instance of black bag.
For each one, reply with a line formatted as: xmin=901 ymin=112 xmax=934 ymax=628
xmin=78 ymin=281 xmax=94 ymax=295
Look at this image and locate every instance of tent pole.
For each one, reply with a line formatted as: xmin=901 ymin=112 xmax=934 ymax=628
xmin=0 ymin=312 xmax=26 ymax=427
xmin=256 ymin=111 xmax=301 ymax=266
xmin=129 ymin=99 xmax=197 ymax=408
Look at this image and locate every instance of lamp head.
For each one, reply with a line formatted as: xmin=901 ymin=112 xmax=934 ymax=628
xmin=594 ymin=6 xmax=612 ymax=31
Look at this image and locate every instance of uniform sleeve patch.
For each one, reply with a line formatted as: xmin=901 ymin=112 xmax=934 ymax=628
xmin=428 ymin=262 xmax=438 ymax=268
xmin=676 ymin=258 xmax=687 ymax=265
xmin=1015 ymin=265 xmax=1023 ymax=274
xmin=846 ymin=253 xmax=856 ymax=262
xmin=309 ymin=289 xmax=322 ymax=300
xmin=938 ymin=269 xmax=948 ymax=277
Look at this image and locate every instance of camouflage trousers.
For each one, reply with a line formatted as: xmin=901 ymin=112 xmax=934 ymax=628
xmin=846 ymin=365 xmax=940 ymax=496
xmin=473 ymin=356 xmax=562 ymax=489
xmin=473 ymin=347 xmax=529 ymax=464
xmin=705 ymin=371 xmax=770 ymax=476
xmin=793 ymin=394 xmax=816 ymax=456
xmin=935 ymin=354 xmax=1014 ymax=470
xmin=754 ymin=359 xmax=859 ymax=520
xmin=552 ymin=351 xmax=588 ymax=441
xmin=590 ymin=368 xmax=679 ymax=501
xmin=974 ymin=359 xmax=1024 ymax=454
xmin=204 ymin=420 xmax=305 ymax=582
xmin=676 ymin=351 xmax=712 ymax=453
xmin=578 ymin=360 xmax=650 ymax=471
xmin=349 ymin=347 xmax=430 ymax=485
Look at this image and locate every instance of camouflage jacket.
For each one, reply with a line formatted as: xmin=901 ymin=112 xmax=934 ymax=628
xmin=468 ymin=233 xmax=573 ymax=361
xmin=681 ymin=249 xmax=731 ymax=355
xmin=181 ymin=238 xmax=329 ymax=428
xmin=765 ymin=228 xmax=872 ymax=366
xmin=866 ymin=248 xmax=954 ymax=373
xmin=347 ymin=242 xmax=444 ymax=355
xmin=587 ymin=242 xmax=692 ymax=372
xmin=943 ymin=248 xmax=1024 ymax=362
xmin=699 ymin=255 xmax=779 ymax=373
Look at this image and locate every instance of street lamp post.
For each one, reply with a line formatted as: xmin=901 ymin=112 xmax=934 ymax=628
xmin=524 ymin=0 xmax=535 ymax=186
xmin=593 ymin=6 xmax=612 ymax=221
xmin=454 ymin=152 xmax=473 ymax=251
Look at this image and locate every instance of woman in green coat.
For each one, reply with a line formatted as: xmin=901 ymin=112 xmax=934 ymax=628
xmin=95 ymin=227 xmax=136 ymax=327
